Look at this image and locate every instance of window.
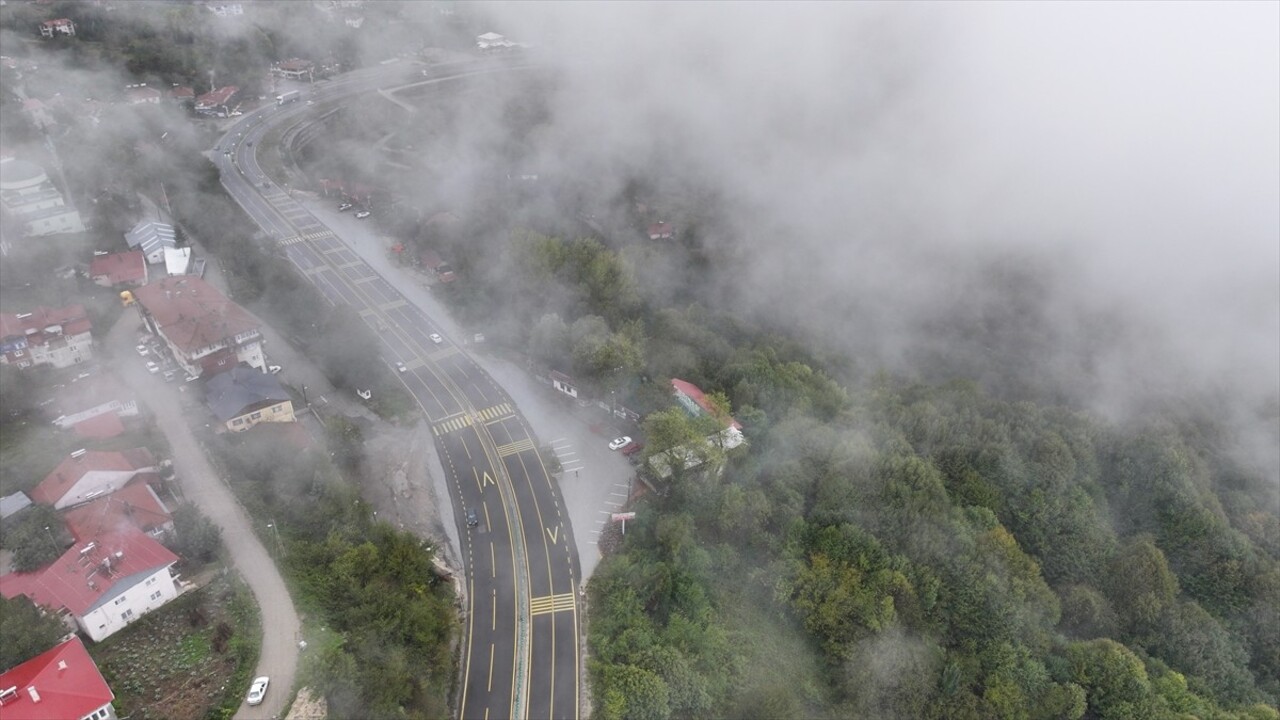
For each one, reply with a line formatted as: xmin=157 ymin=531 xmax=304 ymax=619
xmin=146 ymin=576 xmax=156 ymax=586
xmin=150 ymin=590 xmax=162 ymax=601
xmin=232 ymin=418 xmax=244 ymax=426
xmin=114 ymin=596 xmax=126 ymax=606
xmin=250 ymin=411 xmax=262 ymax=420
xmin=12 ymin=350 xmax=21 ymax=357
xmin=121 ymin=608 xmax=134 ymax=621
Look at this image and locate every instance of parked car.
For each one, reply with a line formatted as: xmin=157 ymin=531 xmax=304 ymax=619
xmin=246 ymin=676 xmax=269 ymax=706
xmin=466 ymin=507 xmax=479 ymax=527
xmin=136 ymin=344 xmax=149 ymax=356
xmin=355 ymin=210 xmax=371 ymax=219
xmin=338 ymin=203 xmax=353 ymax=212
xmin=145 ymin=361 xmax=160 ymax=374
xmin=268 ymin=365 xmax=282 ymax=374
xmin=429 ymin=333 xmax=443 ymax=344
xmin=185 ymin=374 xmax=200 ymax=383
xmin=608 ymin=436 xmax=632 ymax=451
xmin=396 ymin=361 xmax=407 ymax=373
xmin=621 ymin=441 xmax=645 ymax=456
xmin=163 ymin=371 xmax=176 ymax=383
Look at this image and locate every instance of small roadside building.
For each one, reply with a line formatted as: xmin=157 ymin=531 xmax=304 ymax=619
xmin=89 ymin=250 xmax=148 ymax=287
xmin=205 ymin=365 xmax=295 ymax=432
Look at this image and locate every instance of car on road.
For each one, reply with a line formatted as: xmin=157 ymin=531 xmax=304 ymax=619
xmin=246 ymin=676 xmax=269 ymax=706
xmin=268 ymin=365 xmax=282 ymax=374
xmin=466 ymin=507 xmax=479 ymax=527
xmin=145 ymin=361 xmax=160 ymax=374
xmin=355 ymin=210 xmax=371 ymax=219
xmin=163 ymin=371 xmax=176 ymax=383
xmin=136 ymin=344 xmax=149 ymax=356
xmin=338 ymin=203 xmax=353 ymax=212
xmin=396 ymin=361 xmax=407 ymax=373
xmin=185 ymin=374 xmax=200 ymax=383
xmin=621 ymin=441 xmax=645 ymax=456
xmin=246 ymin=140 xmax=253 ymax=147
xmin=262 ymin=181 xmax=269 ymax=188
xmin=609 ymin=436 xmax=632 ymax=451
xmin=429 ymin=333 xmax=443 ymax=344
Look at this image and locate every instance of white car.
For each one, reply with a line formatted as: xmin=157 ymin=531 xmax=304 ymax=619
xmin=609 ymin=436 xmax=632 ymax=451
xmin=268 ymin=365 xmax=282 ymax=374
xmin=136 ymin=344 xmax=149 ymax=356
xmin=246 ymin=676 xmax=269 ymax=706
xmin=396 ymin=361 xmax=407 ymax=373
xmin=145 ymin=361 xmax=160 ymax=374
xmin=355 ymin=210 xmax=371 ymax=219
xmin=429 ymin=333 xmax=443 ymax=344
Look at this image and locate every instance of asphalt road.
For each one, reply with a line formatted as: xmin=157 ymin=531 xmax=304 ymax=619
xmin=213 ymin=60 xmax=581 ymax=720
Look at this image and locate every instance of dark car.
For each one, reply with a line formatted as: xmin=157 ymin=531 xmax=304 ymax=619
xmin=621 ymin=441 xmax=645 ymax=456
xmin=466 ymin=507 xmax=479 ymax=527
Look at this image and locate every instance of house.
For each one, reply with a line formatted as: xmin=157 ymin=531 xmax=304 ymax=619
xmin=169 ymin=86 xmax=195 ymax=105
xmin=38 ymin=18 xmax=75 ymax=38
xmin=162 ymin=246 xmax=193 ymax=276
xmin=61 ymin=477 xmax=173 ymax=543
xmin=124 ymin=85 xmax=161 ymax=105
xmin=194 ymin=86 xmax=239 ymax=117
xmin=648 ymin=222 xmax=676 ymax=240
xmin=670 ymin=378 xmax=745 ymax=449
xmin=550 ymin=370 xmax=578 ymax=399
xmin=48 ymin=373 xmax=139 ymax=436
xmin=0 ymin=529 xmax=180 ymax=643
xmin=273 ymin=58 xmax=314 ymax=80
xmin=127 ymin=276 xmax=265 ymax=377
xmin=477 ymin=32 xmax=511 ymax=51
xmin=89 ymin=250 xmax=147 ymax=287
xmin=0 ymin=491 xmax=32 ymax=520
xmin=124 ymin=220 xmax=176 ymax=264
xmin=0 ymin=637 xmax=117 ymax=720
xmin=0 ymin=157 xmax=85 ymax=238
xmin=0 ymin=305 xmax=93 ymax=370
xmin=418 ymin=249 xmax=456 ymax=283
xmin=205 ymin=365 xmax=295 ymax=432
xmin=31 ymin=448 xmax=157 ymax=511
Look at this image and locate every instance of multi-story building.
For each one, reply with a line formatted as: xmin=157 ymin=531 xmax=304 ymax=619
xmin=205 ymin=365 xmax=295 ymax=432
xmin=0 ymin=637 xmax=117 ymax=720
xmin=193 ymin=86 xmax=239 ymax=117
xmin=0 ymin=305 xmax=93 ymax=370
xmin=128 ymin=276 xmax=264 ymax=377
xmin=38 ymin=18 xmax=76 ymax=38
xmin=0 ymin=157 xmax=85 ymax=238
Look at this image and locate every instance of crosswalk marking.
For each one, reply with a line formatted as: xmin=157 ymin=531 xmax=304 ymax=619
xmin=476 ymin=403 xmax=512 ymax=422
xmin=277 ymin=230 xmax=334 ymax=247
xmin=528 ymin=593 xmax=575 ymax=616
xmin=433 ymin=414 xmax=473 ymax=435
xmin=495 ymin=438 xmax=535 ymax=457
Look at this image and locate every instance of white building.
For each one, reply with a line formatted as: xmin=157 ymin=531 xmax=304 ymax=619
xmin=125 ymin=220 xmax=176 ymax=265
xmin=0 ymin=305 xmax=94 ymax=370
xmin=0 ymin=157 xmax=85 ymax=238
xmin=30 ymin=448 xmax=157 ymax=510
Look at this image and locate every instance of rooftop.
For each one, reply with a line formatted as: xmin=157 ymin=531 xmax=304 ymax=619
xmin=671 ymin=378 xmax=743 ymax=430
xmin=61 ymin=476 xmax=171 ymax=543
xmin=31 ymin=448 xmax=156 ymax=507
xmin=0 ymin=637 xmax=114 ymax=720
xmin=205 ymin=365 xmax=291 ymax=422
xmin=0 ymin=305 xmax=92 ymax=345
xmin=130 ymin=276 xmax=261 ymax=356
xmin=89 ymin=250 xmax=146 ymax=285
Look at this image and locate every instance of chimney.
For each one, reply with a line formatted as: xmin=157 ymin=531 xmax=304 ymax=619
xmin=27 ymin=687 xmax=41 ymax=703
xmin=58 ymin=660 xmax=67 ymax=672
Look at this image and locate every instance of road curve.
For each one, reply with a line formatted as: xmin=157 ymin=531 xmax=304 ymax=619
xmin=213 ymin=59 xmax=583 ymax=720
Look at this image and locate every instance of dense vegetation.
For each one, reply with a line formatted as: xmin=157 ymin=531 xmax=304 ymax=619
xmin=205 ymin=427 xmax=457 ymax=719
xmin=427 ymin=223 xmax=1279 ymax=719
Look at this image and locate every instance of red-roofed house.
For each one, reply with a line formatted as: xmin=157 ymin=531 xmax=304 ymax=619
xmin=125 ymin=86 xmax=161 ymax=105
xmin=170 ymin=86 xmax=195 ymax=104
xmin=273 ymin=58 xmax=314 ymax=80
xmin=0 ymin=305 xmax=93 ymax=370
xmin=194 ymin=85 xmax=239 ymax=117
xmin=670 ymin=378 xmax=745 ymax=448
xmin=89 ymin=250 xmax=147 ymax=288
xmin=128 ymin=276 xmax=264 ymax=377
xmin=0 ymin=529 xmax=180 ymax=642
xmin=38 ymin=18 xmax=76 ymax=38
xmin=418 ymin=249 xmax=456 ymax=283
xmin=48 ymin=373 xmax=139 ymax=435
xmin=61 ymin=477 xmax=173 ymax=543
xmin=72 ymin=413 xmax=126 ymax=440
xmin=648 ymin=222 xmax=676 ymax=240
xmin=0 ymin=637 xmax=116 ymax=720
xmin=31 ymin=449 xmax=157 ymax=511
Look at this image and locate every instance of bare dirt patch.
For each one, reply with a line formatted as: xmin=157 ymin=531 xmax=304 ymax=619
xmin=358 ymin=418 xmax=455 ymax=564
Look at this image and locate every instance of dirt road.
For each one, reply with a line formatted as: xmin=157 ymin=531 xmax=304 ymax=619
xmin=105 ymin=311 xmax=299 ymax=720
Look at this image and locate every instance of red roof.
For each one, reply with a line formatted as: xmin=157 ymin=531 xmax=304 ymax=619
xmin=130 ymin=276 xmax=260 ymax=357
xmin=0 ymin=306 xmax=92 ymax=346
xmin=0 ymin=637 xmax=114 ymax=720
xmin=41 ymin=18 xmax=74 ymax=28
xmin=0 ymin=528 xmax=178 ymax=617
xmin=671 ymin=378 xmax=742 ymax=430
xmin=195 ymin=85 xmax=238 ymax=108
xmin=278 ymin=58 xmax=313 ymax=72
xmin=648 ymin=222 xmax=674 ymax=238
xmin=31 ymin=448 xmax=156 ymax=507
xmin=73 ymin=412 xmax=125 ymax=439
xmin=61 ymin=477 xmax=172 ymax=543
xmin=170 ymin=86 xmax=194 ymax=100
xmin=125 ymin=86 xmax=161 ymax=103
xmin=89 ymin=250 xmax=146 ymax=286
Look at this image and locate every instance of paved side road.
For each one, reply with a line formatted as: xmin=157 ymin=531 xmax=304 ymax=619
xmin=105 ymin=311 xmax=299 ymax=720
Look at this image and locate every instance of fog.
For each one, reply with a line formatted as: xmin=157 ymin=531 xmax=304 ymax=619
xmin=468 ymin=2 xmax=1277 ymax=436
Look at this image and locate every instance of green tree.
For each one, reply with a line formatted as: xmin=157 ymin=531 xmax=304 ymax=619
xmin=1066 ymin=639 xmax=1155 ymax=720
xmin=0 ymin=595 xmax=68 ymax=670
xmin=166 ymin=503 xmax=223 ymax=565
xmin=1105 ymin=536 xmax=1178 ymax=635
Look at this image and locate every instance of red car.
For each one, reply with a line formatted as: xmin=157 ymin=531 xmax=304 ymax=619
xmin=620 ymin=441 xmax=644 ymax=456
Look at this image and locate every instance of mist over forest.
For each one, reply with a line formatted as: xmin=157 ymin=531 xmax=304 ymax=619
xmin=1 ymin=1 xmax=1276 ymax=719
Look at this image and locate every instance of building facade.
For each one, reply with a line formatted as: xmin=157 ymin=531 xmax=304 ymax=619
xmin=0 ymin=157 xmax=85 ymax=238
xmin=0 ymin=305 xmax=93 ymax=370
xmin=128 ymin=276 xmax=265 ymax=377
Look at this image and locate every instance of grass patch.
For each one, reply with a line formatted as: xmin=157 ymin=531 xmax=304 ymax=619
xmin=89 ymin=570 xmax=261 ymax=720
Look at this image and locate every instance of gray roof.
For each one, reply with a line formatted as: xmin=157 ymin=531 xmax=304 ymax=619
xmin=0 ymin=491 xmax=32 ymax=519
xmin=125 ymin=220 xmax=176 ymax=257
xmin=205 ymin=366 xmax=292 ymax=422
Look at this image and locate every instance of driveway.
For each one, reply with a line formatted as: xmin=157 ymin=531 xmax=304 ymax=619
xmin=105 ymin=309 xmax=299 ymax=720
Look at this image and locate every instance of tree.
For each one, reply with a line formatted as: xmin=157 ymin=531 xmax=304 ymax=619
xmin=1 ymin=505 xmax=66 ymax=573
xmin=1105 ymin=536 xmax=1177 ymax=635
xmin=1065 ymin=639 xmax=1155 ymax=720
xmin=0 ymin=595 xmax=68 ymax=670
xmin=166 ymin=504 xmax=223 ymax=565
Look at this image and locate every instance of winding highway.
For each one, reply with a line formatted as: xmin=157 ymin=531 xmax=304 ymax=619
xmin=213 ymin=59 xmax=581 ymax=720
